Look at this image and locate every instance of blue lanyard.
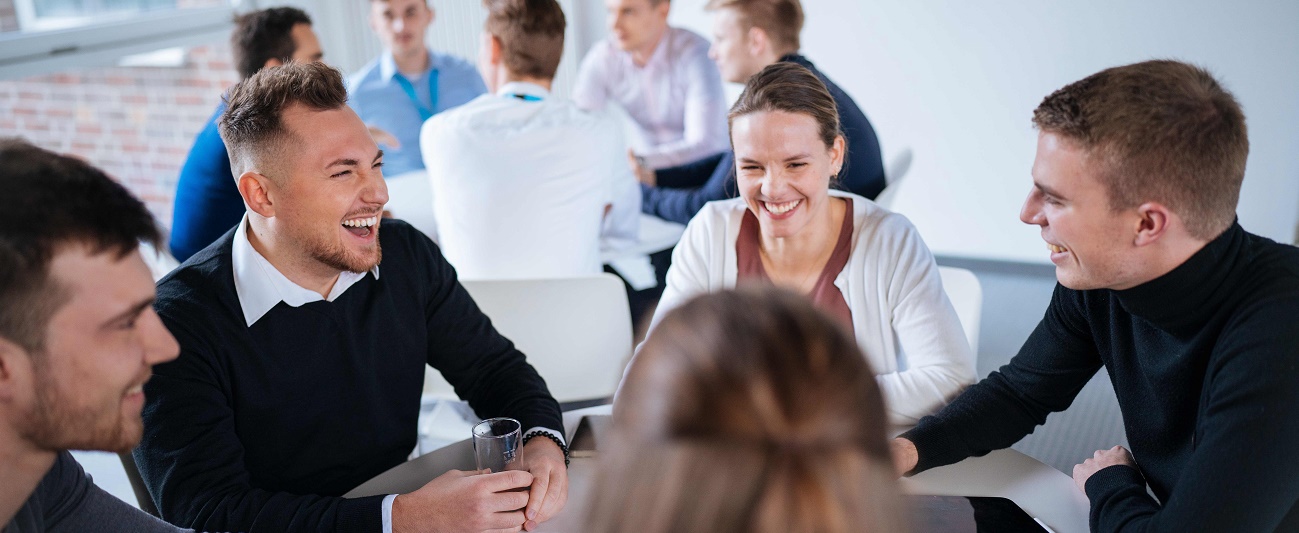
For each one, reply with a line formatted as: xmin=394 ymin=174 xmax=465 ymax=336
xmin=509 ymin=93 xmax=543 ymax=102
xmin=393 ymin=69 xmax=439 ymax=121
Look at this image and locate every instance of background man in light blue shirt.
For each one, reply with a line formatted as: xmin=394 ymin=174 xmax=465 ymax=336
xmin=347 ymin=0 xmax=487 ymax=177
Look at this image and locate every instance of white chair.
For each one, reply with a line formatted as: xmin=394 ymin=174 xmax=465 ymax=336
xmin=938 ymin=266 xmax=982 ymax=353
xmin=875 ymin=148 xmax=913 ymax=209
xmin=422 ymin=274 xmax=633 ymax=404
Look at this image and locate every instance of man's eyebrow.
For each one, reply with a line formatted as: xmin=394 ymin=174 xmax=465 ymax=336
xmin=1035 ymin=181 xmax=1067 ymax=199
xmin=373 ymin=150 xmax=384 ymax=163
xmin=99 ymin=297 xmax=155 ymax=330
xmin=327 ymin=158 xmax=360 ymax=168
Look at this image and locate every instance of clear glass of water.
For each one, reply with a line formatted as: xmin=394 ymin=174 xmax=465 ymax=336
xmin=472 ymin=417 xmax=522 ymax=473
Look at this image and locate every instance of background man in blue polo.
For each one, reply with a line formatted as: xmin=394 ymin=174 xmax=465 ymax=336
xmin=348 ymin=0 xmax=487 ymax=178
xmin=169 ymin=7 xmax=323 ymax=262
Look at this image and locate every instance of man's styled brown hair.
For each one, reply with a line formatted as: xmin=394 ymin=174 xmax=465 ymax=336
xmin=1033 ymin=60 xmax=1249 ymax=239
xmin=0 ymin=139 xmax=160 ymax=353
xmin=588 ymin=286 xmax=904 ymax=533
xmin=218 ymin=62 xmax=349 ymax=177
xmin=729 ymin=61 xmax=840 ymax=149
xmin=705 ymin=0 xmax=804 ymax=54
xmin=483 ymin=0 xmax=566 ymax=81
xmin=230 ymin=7 xmax=313 ymax=80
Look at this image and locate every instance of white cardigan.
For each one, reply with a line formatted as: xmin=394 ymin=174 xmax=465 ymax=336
xmin=647 ymin=192 xmax=976 ymax=424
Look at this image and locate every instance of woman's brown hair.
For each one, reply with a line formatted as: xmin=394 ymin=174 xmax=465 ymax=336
xmin=586 ymin=286 xmax=906 ymax=533
xmin=728 ymin=61 xmax=841 ymax=150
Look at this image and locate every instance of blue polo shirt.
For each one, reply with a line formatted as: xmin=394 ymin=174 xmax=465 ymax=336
xmin=346 ymin=49 xmax=486 ymax=176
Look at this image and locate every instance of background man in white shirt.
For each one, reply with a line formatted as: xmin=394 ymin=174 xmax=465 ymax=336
xmin=421 ymin=0 xmax=640 ymax=281
xmin=574 ymin=0 xmax=729 ymax=169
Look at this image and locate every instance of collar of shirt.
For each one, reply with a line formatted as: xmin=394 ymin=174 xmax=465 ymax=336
xmin=495 ymin=81 xmax=551 ymax=101
xmin=231 ymin=215 xmax=380 ymax=326
xmin=379 ymin=48 xmax=441 ymax=84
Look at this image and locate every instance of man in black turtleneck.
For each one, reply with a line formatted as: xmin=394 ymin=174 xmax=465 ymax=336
xmin=892 ymin=60 xmax=1299 ymax=532
xmin=633 ymin=0 xmax=886 ymax=224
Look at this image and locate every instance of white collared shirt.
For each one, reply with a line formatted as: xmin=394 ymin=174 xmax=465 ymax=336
xmin=420 ymin=81 xmax=641 ymax=281
xmin=232 ymin=215 xmax=379 ymax=326
xmin=573 ymin=27 xmax=729 ymax=169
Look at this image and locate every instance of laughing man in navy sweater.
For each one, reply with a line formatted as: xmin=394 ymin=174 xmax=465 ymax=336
xmin=136 ymin=62 xmax=568 ymax=533
xmin=893 ymin=60 xmax=1299 ymax=532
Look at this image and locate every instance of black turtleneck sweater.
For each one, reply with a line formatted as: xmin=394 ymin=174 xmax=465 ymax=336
xmin=902 ymin=223 xmax=1299 ymax=532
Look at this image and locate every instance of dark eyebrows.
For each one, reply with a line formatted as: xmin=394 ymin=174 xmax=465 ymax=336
xmin=100 ymin=297 xmax=155 ymax=330
xmin=327 ymin=158 xmax=360 ymax=168
xmin=373 ymin=149 xmax=384 ymax=164
xmin=1035 ymin=181 xmax=1067 ymax=200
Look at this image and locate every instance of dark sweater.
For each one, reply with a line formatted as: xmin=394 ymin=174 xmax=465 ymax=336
xmin=640 ymin=54 xmax=886 ymax=225
xmin=902 ymin=223 xmax=1299 ymax=532
xmin=169 ymin=101 xmax=243 ymax=262
xmin=5 ymin=452 xmax=189 ymax=533
xmin=135 ymin=219 xmax=563 ymax=532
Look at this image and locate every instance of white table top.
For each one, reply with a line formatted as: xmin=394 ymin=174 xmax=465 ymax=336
xmin=347 ymin=406 xmax=1090 ymax=533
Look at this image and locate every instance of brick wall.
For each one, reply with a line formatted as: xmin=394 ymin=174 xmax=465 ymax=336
xmin=1 ymin=0 xmax=17 ymax=33
xmin=0 ymin=42 xmax=239 ymax=231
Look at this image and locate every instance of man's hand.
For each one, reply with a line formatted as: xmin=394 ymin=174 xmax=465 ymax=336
xmin=627 ymin=149 xmax=656 ymax=186
xmin=391 ymin=468 xmax=533 ymax=533
xmin=890 ymin=437 xmax=920 ymax=477
xmin=1073 ymin=445 xmax=1136 ymax=493
xmin=520 ymin=437 xmax=568 ymax=531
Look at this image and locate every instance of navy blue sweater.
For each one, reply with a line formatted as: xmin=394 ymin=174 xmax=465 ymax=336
xmin=640 ymin=54 xmax=886 ymax=225
xmin=169 ymin=101 xmax=244 ymax=263
xmin=136 ymin=220 xmax=563 ymax=532
xmin=903 ymin=223 xmax=1299 ymax=532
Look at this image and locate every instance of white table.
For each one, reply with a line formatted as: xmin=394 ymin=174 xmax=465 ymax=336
xmin=347 ymin=406 xmax=1090 ymax=532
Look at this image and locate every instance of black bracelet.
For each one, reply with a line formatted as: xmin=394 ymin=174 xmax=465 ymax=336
xmin=523 ymin=430 xmax=570 ymax=467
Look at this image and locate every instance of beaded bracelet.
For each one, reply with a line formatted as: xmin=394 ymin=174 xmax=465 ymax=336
xmin=522 ymin=430 xmax=571 ymax=467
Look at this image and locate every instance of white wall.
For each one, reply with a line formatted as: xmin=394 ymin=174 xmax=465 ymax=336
xmin=665 ymin=0 xmax=1299 ymax=263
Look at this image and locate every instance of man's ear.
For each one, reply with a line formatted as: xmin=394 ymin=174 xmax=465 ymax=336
xmin=0 ymin=337 xmax=32 ymax=403
xmin=489 ymin=35 xmax=504 ymax=65
xmin=1133 ymin=202 xmax=1173 ymax=247
xmin=747 ymin=26 xmax=769 ymax=58
xmin=237 ymin=171 xmax=278 ymax=219
xmin=263 ymin=58 xmax=284 ymax=70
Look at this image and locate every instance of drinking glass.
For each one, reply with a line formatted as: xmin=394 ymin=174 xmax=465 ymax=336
xmin=472 ymin=417 xmax=522 ymax=473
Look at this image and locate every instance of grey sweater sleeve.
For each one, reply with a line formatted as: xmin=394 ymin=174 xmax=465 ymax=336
xmin=9 ymin=452 xmax=193 ymax=533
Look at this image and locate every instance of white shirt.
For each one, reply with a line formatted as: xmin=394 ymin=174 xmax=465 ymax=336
xmin=231 ymin=215 xmax=379 ymax=326
xmin=643 ymin=193 xmax=977 ymax=425
xmin=230 ymin=216 xmax=561 ymax=532
xmin=421 ymin=81 xmax=641 ymax=280
xmin=573 ymin=27 xmax=729 ymax=169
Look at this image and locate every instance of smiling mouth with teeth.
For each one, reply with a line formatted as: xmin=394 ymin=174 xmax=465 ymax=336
xmin=342 ymin=215 xmax=379 ymax=238
xmin=764 ymin=199 xmax=801 ymax=215
xmin=1047 ymin=243 xmax=1068 ymax=254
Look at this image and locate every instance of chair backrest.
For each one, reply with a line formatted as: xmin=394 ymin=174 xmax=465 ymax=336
xmin=874 ymin=148 xmax=913 ymax=209
xmin=938 ymin=266 xmax=982 ymax=353
xmin=118 ymin=453 xmax=160 ymax=517
xmin=423 ymin=274 xmax=633 ymax=404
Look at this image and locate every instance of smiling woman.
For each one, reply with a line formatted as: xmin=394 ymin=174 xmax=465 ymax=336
xmin=640 ymin=62 xmax=976 ymax=425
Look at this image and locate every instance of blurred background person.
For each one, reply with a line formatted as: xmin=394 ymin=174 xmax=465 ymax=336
xmin=348 ymin=0 xmax=487 ymax=178
xmin=169 ymin=6 xmax=322 ymax=262
xmin=637 ymin=0 xmax=886 ymax=225
xmin=588 ymin=286 xmax=907 ymax=533
xmin=421 ymin=0 xmax=639 ymax=281
xmin=574 ymin=0 xmax=729 ymax=170
xmin=644 ymin=62 xmax=973 ymax=424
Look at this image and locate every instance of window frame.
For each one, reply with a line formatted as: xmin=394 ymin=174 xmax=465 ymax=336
xmin=0 ymin=0 xmax=236 ymax=79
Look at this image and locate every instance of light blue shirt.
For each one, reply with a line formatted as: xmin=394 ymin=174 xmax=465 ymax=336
xmin=347 ymin=49 xmax=486 ymax=176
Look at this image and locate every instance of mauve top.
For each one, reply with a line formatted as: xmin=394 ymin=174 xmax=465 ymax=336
xmin=735 ymin=198 xmax=855 ymax=333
